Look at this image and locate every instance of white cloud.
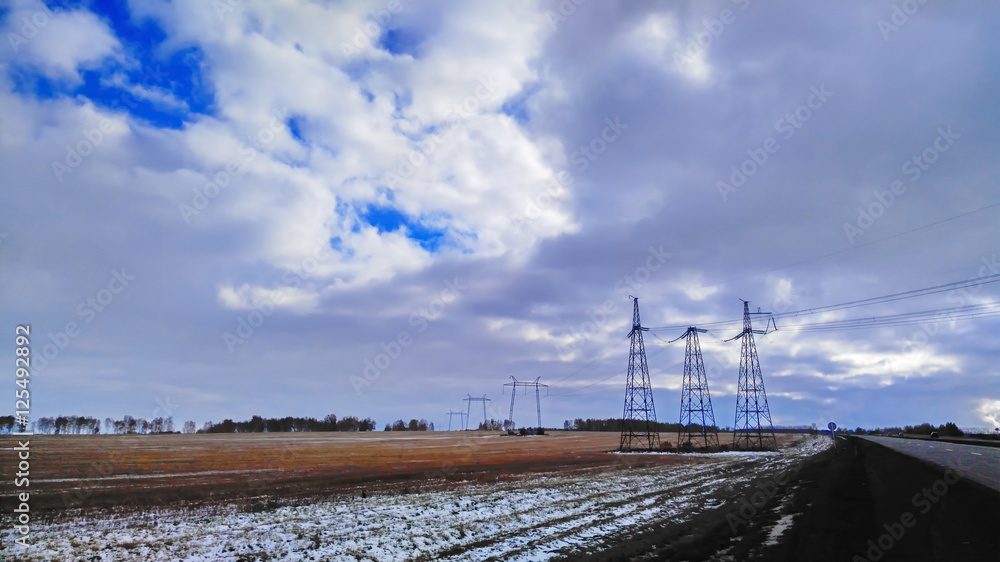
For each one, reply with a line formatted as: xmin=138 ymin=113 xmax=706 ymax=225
xmin=977 ymin=399 xmax=1000 ymax=429
xmin=218 ymin=283 xmax=318 ymax=313
xmin=2 ymin=0 xmax=121 ymax=82
xmin=112 ymin=0 xmax=575 ymax=298
xmin=100 ymin=71 xmax=190 ymax=112
xmin=628 ymin=12 xmax=712 ymax=84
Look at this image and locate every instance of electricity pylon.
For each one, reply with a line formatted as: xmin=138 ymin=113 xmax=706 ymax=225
xmin=463 ymin=394 xmax=491 ymax=430
xmin=503 ymin=377 xmax=547 ymax=429
xmin=728 ymin=300 xmax=777 ymax=450
xmin=671 ymin=326 xmax=719 ymax=449
xmin=619 ymin=296 xmax=661 ymax=451
xmin=446 ymin=410 xmax=467 ymax=431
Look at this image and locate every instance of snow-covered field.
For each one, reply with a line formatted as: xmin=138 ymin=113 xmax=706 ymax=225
xmin=5 ymin=437 xmax=829 ymax=561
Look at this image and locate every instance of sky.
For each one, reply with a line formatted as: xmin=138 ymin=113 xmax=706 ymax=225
xmin=2 ymin=0 xmax=999 ymax=433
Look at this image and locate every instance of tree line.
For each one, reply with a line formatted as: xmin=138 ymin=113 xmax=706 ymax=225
xmin=0 ymin=414 xmax=377 ymax=435
xmin=0 ymin=415 xmax=183 ymax=435
xmin=200 ymin=415 xmax=377 ymax=433
xmin=384 ymin=419 xmax=432 ymax=431
xmin=845 ymin=422 xmax=968 ymax=437
xmin=563 ymin=418 xmax=705 ymax=432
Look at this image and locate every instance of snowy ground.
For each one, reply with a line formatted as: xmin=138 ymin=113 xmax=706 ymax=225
xmin=4 ymin=437 xmax=829 ymax=561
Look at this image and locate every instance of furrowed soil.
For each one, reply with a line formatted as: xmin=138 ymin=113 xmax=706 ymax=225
xmin=1 ymin=432 xmax=824 ymax=561
xmin=0 ymin=431 xmax=799 ymax=517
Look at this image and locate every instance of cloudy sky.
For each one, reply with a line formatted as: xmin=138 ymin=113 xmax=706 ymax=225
xmin=2 ymin=0 xmax=999 ymax=432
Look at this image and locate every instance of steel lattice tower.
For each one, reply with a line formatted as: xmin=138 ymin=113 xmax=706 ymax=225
xmin=619 ymin=297 xmax=661 ymax=451
xmin=731 ymin=300 xmax=776 ymax=450
xmin=674 ymin=327 xmax=719 ymax=449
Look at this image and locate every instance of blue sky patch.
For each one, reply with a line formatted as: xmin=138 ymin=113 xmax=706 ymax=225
xmin=392 ymin=90 xmax=412 ymax=114
xmin=378 ymin=28 xmax=423 ymax=57
xmin=9 ymin=0 xmax=215 ymax=129
xmin=358 ymin=203 xmax=448 ymax=252
xmin=287 ymin=116 xmax=305 ymax=143
xmin=9 ymin=67 xmax=63 ymax=99
xmin=501 ymin=83 xmax=540 ymax=124
xmin=501 ymin=99 xmax=530 ymax=124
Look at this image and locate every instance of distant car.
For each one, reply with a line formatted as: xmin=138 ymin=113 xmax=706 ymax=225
xmin=897 ymin=432 xmax=904 ymax=437
xmin=930 ymin=431 xmax=939 ymax=438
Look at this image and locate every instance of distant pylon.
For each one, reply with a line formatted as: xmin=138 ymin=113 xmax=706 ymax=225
xmin=729 ymin=300 xmax=776 ymax=450
xmin=446 ymin=410 xmax=467 ymax=431
xmin=503 ymin=377 xmax=548 ymax=429
xmin=463 ymin=394 xmax=491 ymax=430
xmin=619 ymin=297 xmax=661 ymax=451
xmin=673 ymin=327 xmax=719 ymax=449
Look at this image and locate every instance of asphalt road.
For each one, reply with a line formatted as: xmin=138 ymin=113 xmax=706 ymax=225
xmin=858 ymin=435 xmax=1000 ymax=493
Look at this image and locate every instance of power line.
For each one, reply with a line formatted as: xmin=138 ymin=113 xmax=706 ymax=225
xmin=556 ymin=203 xmax=1000 ymax=387
xmin=648 ymin=271 xmax=1000 ymax=333
xmin=548 ymin=334 xmax=630 ymax=387
xmin=773 ymin=273 xmax=1000 ymax=320
xmin=550 ymin=359 xmax=684 ymax=397
xmin=691 ymin=200 xmax=1000 ymax=292
xmin=782 ymin=301 xmax=1000 ymax=333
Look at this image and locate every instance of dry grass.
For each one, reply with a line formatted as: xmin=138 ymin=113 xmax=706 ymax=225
xmin=0 ymin=431 xmax=804 ymax=515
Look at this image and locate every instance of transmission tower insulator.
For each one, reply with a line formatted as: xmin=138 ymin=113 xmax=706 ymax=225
xmin=619 ymin=297 xmax=661 ymax=451
xmin=733 ymin=301 xmax=777 ymax=451
xmin=678 ymin=327 xmax=720 ymax=449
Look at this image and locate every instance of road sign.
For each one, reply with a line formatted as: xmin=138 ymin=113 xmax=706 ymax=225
xmin=828 ymin=422 xmax=837 ymax=431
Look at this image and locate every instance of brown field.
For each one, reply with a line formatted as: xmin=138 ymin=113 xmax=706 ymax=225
xmin=0 ymin=431 xmax=804 ymax=516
